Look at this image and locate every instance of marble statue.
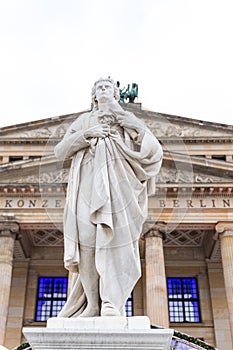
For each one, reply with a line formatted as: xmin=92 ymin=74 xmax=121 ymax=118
xmin=54 ymin=77 xmax=163 ymax=317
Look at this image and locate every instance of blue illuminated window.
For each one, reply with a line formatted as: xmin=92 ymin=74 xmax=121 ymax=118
xmin=35 ymin=277 xmax=68 ymax=321
xmin=36 ymin=277 xmax=133 ymax=320
xmin=167 ymin=278 xmax=201 ymax=323
xmin=125 ymin=293 xmax=133 ymax=317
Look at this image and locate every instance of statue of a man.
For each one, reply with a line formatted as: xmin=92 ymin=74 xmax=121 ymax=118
xmin=54 ymin=78 xmax=163 ymax=317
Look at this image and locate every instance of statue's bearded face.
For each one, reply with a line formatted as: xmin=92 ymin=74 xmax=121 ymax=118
xmin=95 ymin=80 xmax=115 ymax=103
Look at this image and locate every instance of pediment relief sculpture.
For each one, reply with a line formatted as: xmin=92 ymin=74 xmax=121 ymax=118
xmin=157 ymin=166 xmax=233 ymax=184
xmin=144 ymin=118 xmax=233 ymax=139
xmin=0 ymin=121 xmax=73 ymax=139
xmin=0 ymin=168 xmax=70 ymax=184
xmin=0 ymin=162 xmax=232 ymax=185
xmin=0 ymin=108 xmax=232 ymax=141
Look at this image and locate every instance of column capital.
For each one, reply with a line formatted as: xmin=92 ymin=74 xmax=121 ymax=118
xmin=0 ymin=217 xmax=19 ymax=238
xmin=215 ymin=222 xmax=233 ymax=240
xmin=143 ymin=221 xmax=167 ymax=240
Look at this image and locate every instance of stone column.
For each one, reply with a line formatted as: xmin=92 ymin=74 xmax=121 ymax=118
xmin=215 ymin=222 xmax=233 ymax=343
xmin=143 ymin=222 xmax=169 ymax=328
xmin=0 ymin=220 xmax=19 ymax=345
xmin=207 ymin=262 xmax=232 ymax=349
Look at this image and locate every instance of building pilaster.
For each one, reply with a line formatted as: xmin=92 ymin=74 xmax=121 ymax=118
xmin=0 ymin=219 xmax=19 ymax=345
xmin=215 ymin=222 xmax=233 ymax=343
xmin=143 ymin=222 xmax=169 ymax=328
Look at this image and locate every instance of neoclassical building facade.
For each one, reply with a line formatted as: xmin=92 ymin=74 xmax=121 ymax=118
xmin=0 ymin=104 xmax=233 ymax=349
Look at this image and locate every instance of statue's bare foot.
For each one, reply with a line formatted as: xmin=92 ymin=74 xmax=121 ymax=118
xmin=101 ymin=302 xmax=121 ymax=316
xmin=79 ymin=305 xmax=99 ymax=317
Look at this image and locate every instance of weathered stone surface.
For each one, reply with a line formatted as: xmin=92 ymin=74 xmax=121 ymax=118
xmin=24 ymin=317 xmax=173 ymax=350
xmin=47 ymin=316 xmax=150 ymax=330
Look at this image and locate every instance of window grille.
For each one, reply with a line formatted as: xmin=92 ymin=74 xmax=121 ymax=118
xmin=167 ymin=277 xmax=201 ymax=323
xmin=36 ymin=277 xmax=133 ymax=320
xmin=125 ymin=293 xmax=133 ymax=317
xmin=35 ymin=277 xmax=68 ymax=321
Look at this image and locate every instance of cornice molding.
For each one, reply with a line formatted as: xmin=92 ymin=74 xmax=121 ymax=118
xmin=1 ymin=137 xmax=233 ymax=145
xmin=1 ymin=184 xmax=233 ymax=195
xmin=0 ymin=185 xmax=66 ymax=194
xmin=0 ymin=138 xmax=58 ymax=145
xmin=164 ymin=151 xmax=233 ymax=173
xmin=161 ymin=137 xmax=233 ymax=144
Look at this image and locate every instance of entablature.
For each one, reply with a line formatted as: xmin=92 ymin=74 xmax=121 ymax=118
xmin=161 ymin=137 xmax=233 ymax=144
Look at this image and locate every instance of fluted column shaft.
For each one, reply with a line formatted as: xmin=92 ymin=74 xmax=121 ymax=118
xmin=0 ymin=221 xmax=19 ymax=345
xmin=215 ymin=222 xmax=233 ymax=342
xmin=144 ymin=223 xmax=169 ymax=328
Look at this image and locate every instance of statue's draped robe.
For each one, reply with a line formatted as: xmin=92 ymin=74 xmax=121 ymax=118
xmin=54 ymin=110 xmax=163 ymax=317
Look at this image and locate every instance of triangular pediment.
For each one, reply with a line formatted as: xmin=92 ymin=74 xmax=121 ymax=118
xmin=140 ymin=111 xmax=233 ymax=139
xmin=0 ymin=103 xmax=232 ymax=188
xmin=0 ymin=103 xmax=232 ymax=140
xmin=0 ymin=112 xmax=81 ymax=140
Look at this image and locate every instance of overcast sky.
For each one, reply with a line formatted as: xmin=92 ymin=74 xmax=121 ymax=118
xmin=0 ymin=0 xmax=233 ymax=128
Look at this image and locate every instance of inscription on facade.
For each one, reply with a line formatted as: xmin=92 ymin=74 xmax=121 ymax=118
xmin=0 ymin=198 xmax=65 ymax=209
xmin=0 ymin=197 xmax=232 ymax=209
xmin=150 ymin=197 xmax=233 ymax=209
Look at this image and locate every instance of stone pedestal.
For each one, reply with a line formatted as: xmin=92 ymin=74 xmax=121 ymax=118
xmin=23 ymin=316 xmax=173 ymax=350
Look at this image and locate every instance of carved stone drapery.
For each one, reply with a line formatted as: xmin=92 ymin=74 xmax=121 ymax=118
xmin=143 ymin=222 xmax=169 ymax=328
xmin=0 ymin=219 xmax=19 ymax=345
xmin=215 ymin=222 xmax=233 ymax=341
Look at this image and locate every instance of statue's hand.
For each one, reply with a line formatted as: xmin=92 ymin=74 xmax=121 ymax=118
xmin=116 ymin=111 xmax=144 ymax=132
xmin=83 ymin=124 xmax=110 ymax=139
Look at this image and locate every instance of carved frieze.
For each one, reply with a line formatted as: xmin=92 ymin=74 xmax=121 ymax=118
xmin=3 ymin=166 xmax=230 ymax=185
xmin=144 ymin=120 xmax=202 ymax=138
xmin=1 ymin=107 xmax=233 ymax=141
xmin=27 ymin=168 xmax=70 ymax=183
xmin=8 ymin=168 xmax=70 ymax=184
xmin=157 ymin=167 xmax=232 ymax=184
xmin=0 ymin=122 xmax=72 ymax=139
xmin=142 ymin=114 xmax=233 ymax=138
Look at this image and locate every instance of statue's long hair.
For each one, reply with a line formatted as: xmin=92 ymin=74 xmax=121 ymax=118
xmin=91 ymin=78 xmax=120 ymax=110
